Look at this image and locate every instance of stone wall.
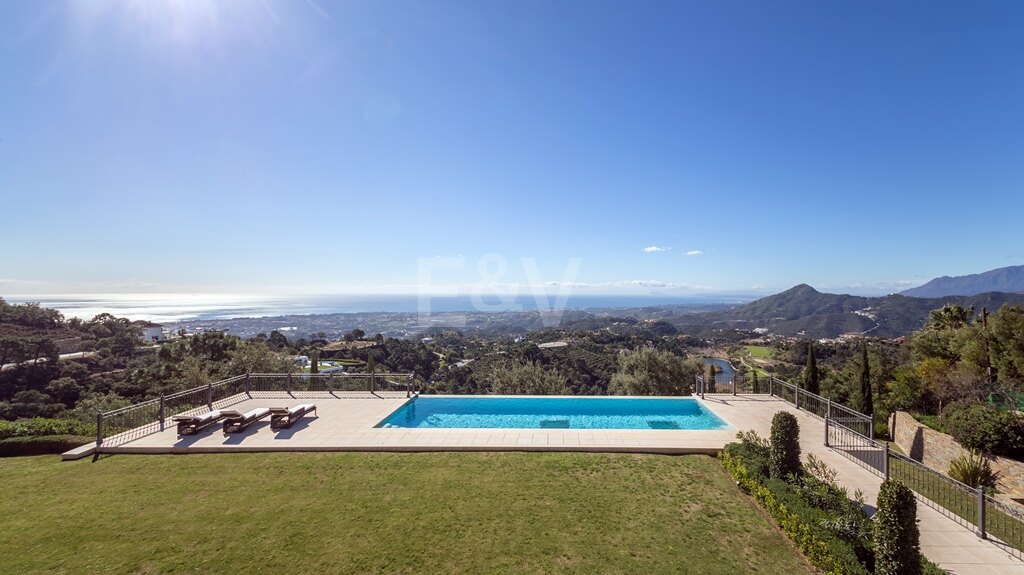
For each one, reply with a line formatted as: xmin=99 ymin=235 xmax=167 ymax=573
xmin=890 ymin=410 xmax=1024 ymax=498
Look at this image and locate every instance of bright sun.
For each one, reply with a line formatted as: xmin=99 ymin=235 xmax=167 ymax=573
xmin=72 ymin=0 xmax=284 ymax=53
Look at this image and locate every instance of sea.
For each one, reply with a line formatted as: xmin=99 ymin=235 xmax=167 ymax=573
xmin=6 ymin=293 xmax=744 ymax=323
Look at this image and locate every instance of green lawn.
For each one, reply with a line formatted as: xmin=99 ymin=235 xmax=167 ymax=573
xmin=744 ymin=345 xmax=773 ymax=359
xmin=0 ymin=453 xmax=815 ymax=575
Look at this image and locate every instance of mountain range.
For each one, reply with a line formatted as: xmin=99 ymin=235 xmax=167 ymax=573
xmin=691 ymin=284 xmax=1024 ymax=339
xmin=900 ymin=265 xmax=1024 ymax=297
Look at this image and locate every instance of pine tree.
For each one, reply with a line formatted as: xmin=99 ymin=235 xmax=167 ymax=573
xmin=804 ymin=341 xmax=819 ymax=395
xmin=854 ymin=342 xmax=873 ymax=415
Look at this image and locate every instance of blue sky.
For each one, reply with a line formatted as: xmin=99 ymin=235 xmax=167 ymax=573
xmin=1 ymin=0 xmax=1023 ymax=297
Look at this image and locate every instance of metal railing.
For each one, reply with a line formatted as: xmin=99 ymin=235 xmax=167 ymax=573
xmin=95 ymin=372 xmax=415 ymax=449
xmin=820 ymin=398 xmax=1024 ymax=559
xmin=697 ymin=367 xmax=1024 ymax=557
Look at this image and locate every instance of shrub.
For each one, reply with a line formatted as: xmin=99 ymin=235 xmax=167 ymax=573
xmin=608 ymin=348 xmax=698 ymax=396
xmin=490 ymin=362 xmax=570 ymax=395
xmin=720 ymin=450 xmax=865 ymax=575
xmin=0 ymin=418 xmax=94 ymax=440
xmin=0 ymin=435 xmax=93 ymax=457
xmin=945 ymin=401 xmax=1024 ymax=457
xmin=732 ymin=430 xmax=771 ymax=477
xmin=770 ymin=411 xmax=801 ymax=480
xmin=948 ymin=450 xmax=999 ymax=489
xmin=873 ymin=407 xmax=891 ymax=440
xmin=874 ymin=480 xmax=921 ymax=575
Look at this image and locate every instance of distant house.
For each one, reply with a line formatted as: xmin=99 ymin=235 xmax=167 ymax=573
xmin=421 ymin=337 xmax=435 ymax=345
xmin=293 ymin=355 xmax=310 ymax=367
xmin=134 ymin=322 xmax=165 ymax=343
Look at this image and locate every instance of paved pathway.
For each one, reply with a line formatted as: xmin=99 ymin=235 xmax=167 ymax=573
xmin=699 ymin=395 xmax=1024 ymax=575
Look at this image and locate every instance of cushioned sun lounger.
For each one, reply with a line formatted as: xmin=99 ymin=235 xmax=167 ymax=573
xmin=221 ymin=407 xmax=272 ymax=433
xmin=269 ymin=404 xmax=317 ymax=430
xmin=171 ymin=410 xmax=223 ymax=435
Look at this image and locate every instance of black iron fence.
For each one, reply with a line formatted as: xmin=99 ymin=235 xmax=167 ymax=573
xmin=96 ymin=372 xmax=415 ymax=449
xmin=697 ymin=367 xmax=1024 ymax=558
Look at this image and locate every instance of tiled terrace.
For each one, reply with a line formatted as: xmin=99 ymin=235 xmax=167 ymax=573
xmin=99 ymin=393 xmax=768 ymax=454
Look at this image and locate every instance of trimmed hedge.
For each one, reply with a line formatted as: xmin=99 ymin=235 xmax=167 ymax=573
xmin=721 ymin=435 xmax=946 ymax=575
xmin=721 ymin=449 xmax=862 ymax=575
xmin=0 ymin=435 xmax=94 ymax=457
xmin=770 ymin=411 xmax=801 ymax=480
xmin=0 ymin=418 xmax=94 ymax=440
xmin=874 ymin=480 xmax=921 ymax=575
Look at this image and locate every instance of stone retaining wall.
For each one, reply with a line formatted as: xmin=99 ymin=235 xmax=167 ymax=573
xmin=890 ymin=410 xmax=1024 ymax=497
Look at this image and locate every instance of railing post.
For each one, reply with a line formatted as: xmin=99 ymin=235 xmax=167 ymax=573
xmin=206 ymin=383 xmax=212 ymax=410
xmin=826 ymin=398 xmax=832 ymax=420
xmin=159 ymin=394 xmax=165 ymax=432
xmin=288 ymin=373 xmax=293 ymax=394
xmin=407 ymin=374 xmax=413 ymax=398
xmin=769 ymin=376 xmax=773 ymax=397
xmin=244 ymin=373 xmax=251 ymax=397
xmin=869 ymin=413 xmax=874 ymax=441
xmin=795 ymin=386 xmax=800 ymax=410
xmin=883 ymin=443 xmax=890 ymax=481
xmin=96 ymin=411 xmax=104 ymax=447
xmin=824 ymin=416 xmax=830 ymax=447
xmin=977 ymin=487 xmax=987 ymax=540
xmin=732 ymin=377 xmax=736 ymax=396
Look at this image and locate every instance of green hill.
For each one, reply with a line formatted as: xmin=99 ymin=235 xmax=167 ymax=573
xmin=696 ymin=285 xmax=1024 ymax=338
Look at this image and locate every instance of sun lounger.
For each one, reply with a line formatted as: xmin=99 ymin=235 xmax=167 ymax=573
xmin=172 ymin=410 xmax=223 ymax=435
xmin=269 ymin=404 xmax=317 ymax=430
xmin=221 ymin=407 xmax=272 ymax=433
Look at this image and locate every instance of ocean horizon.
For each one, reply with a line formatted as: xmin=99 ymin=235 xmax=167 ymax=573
xmin=5 ymin=293 xmax=746 ymax=323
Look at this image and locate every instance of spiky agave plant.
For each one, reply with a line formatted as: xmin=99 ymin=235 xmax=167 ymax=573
xmin=948 ymin=450 xmax=999 ymax=490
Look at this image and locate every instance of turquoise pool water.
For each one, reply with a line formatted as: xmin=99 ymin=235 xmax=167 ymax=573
xmin=376 ymin=397 xmax=730 ymax=430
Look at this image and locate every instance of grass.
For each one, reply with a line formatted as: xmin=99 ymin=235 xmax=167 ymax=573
xmin=737 ymin=356 xmax=770 ymax=378
xmin=744 ymin=345 xmax=773 ymax=359
xmin=888 ymin=455 xmax=1024 ymax=554
xmin=912 ymin=413 xmax=947 ymax=434
xmin=0 ymin=453 xmax=816 ymax=575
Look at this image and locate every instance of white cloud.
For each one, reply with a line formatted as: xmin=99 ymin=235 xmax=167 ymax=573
xmin=642 ymin=246 xmax=671 ymax=253
xmin=686 ymin=250 xmax=704 ymax=257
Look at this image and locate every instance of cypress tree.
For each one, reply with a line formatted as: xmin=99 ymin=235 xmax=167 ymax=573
xmin=367 ymin=353 xmax=377 ymax=391
xmin=804 ymin=341 xmax=819 ymax=395
xmin=706 ymin=364 xmax=716 ymax=393
xmin=854 ymin=342 xmax=873 ymax=415
xmin=310 ymin=351 xmax=319 ymax=374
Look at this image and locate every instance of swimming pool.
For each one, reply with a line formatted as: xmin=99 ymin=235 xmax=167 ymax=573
xmin=376 ymin=396 xmax=731 ymax=430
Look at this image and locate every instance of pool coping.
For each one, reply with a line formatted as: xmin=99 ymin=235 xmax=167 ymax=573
xmin=374 ymin=394 xmax=736 ymax=431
